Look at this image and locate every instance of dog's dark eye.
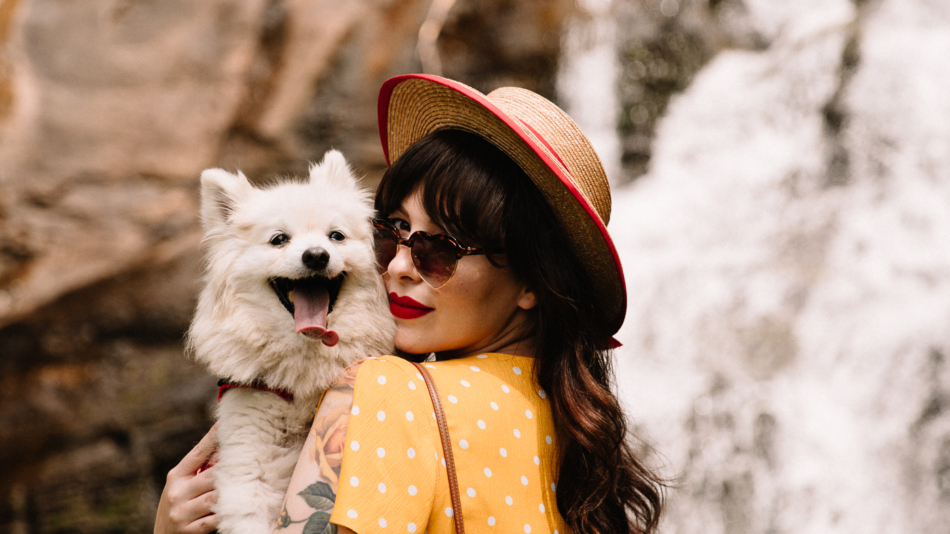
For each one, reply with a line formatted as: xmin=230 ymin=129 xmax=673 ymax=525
xmin=329 ymin=231 xmax=345 ymax=242
xmin=269 ymin=233 xmax=289 ymax=247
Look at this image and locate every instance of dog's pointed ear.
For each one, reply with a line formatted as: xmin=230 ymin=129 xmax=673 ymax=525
xmin=310 ymin=150 xmax=358 ymax=189
xmin=200 ymin=168 xmax=254 ymax=231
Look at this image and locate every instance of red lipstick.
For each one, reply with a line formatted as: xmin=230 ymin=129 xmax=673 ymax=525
xmin=389 ymin=293 xmax=433 ymax=320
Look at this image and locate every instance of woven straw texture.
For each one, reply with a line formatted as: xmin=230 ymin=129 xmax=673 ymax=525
xmin=384 ymin=77 xmax=625 ymax=331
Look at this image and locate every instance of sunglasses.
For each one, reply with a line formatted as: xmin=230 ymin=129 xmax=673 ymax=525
xmin=373 ymin=218 xmax=503 ymax=288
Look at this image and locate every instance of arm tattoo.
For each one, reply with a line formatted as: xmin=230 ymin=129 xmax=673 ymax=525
xmin=276 ymin=482 xmax=338 ymax=534
xmin=276 ymin=366 xmax=358 ymax=533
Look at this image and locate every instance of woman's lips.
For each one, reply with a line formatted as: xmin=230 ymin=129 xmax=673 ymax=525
xmin=389 ymin=293 xmax=433 ymax=320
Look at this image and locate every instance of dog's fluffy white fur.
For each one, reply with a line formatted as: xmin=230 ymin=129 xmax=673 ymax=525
xmin=188 ymin=150 xmax=395 ymax=534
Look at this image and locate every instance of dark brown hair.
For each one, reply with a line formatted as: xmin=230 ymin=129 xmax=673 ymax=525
xmin=376 ymin=130 xmax=665 ymax=534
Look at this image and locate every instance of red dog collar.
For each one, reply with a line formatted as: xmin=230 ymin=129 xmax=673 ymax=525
xmin=217 ymin=379 xmax=294 ymax=403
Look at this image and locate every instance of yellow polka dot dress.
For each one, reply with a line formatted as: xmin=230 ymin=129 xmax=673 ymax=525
xmin=329 ymin=353 xmax=568 ymax=533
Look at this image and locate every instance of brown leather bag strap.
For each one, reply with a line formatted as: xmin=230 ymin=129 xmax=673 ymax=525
xmin=411 ymin=361 xmax=465 ymax=534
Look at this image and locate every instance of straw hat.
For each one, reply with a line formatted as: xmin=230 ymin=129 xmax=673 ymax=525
xmin=378 ymin=74 xmax=627 ymax=336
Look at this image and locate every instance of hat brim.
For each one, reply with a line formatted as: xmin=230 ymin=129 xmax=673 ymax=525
xmin=378 ymin=74 xmax=627 ymax=336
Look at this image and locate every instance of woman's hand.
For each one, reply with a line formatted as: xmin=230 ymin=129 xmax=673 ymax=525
xmin=154 ymin=425 xmax=219 ymax=534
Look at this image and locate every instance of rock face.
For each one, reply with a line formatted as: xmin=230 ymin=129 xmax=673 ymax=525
xmin=0 ymin=0 xmax=569 ymax=531
xmin=611 ymin=0 xmax=950 ymax=532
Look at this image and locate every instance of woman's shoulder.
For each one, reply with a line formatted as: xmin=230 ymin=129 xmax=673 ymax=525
xmin=341 ymin=356 xmax=431 ymax=405
xmin=351 ymin=355 xmax=419 ymax=374
xmin=341 ymin=353 xmax=542 ymax=399
xmin=430 ymin=353 xmax=536 ymax=381
xmin=427 ymin=353 xmax=548 ymax=405
xmin=430 ymin=352 xmax=533 ymax=371
xmin=339 ymin=355 xmax=420 ymax=384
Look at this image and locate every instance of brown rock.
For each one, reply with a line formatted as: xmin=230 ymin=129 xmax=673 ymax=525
xmin=0 ymin=0 xmax=572 ymax=531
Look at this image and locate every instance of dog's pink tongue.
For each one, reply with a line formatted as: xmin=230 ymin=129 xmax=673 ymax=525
xmin=293 ymin=284 xmax=339 ymax=347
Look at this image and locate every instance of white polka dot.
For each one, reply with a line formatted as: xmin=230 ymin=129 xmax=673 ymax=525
xmin=415 ymin=373 xmax=423 ymax=380
xmin=490 ymin=402 xmax=499 ymax=410
xmin=484 ymin=467 xmax=492 ymax=477
xmin=378 ymin=375 xmax=387 ymax=385
xmin=379 ymin=518 xmax=388 ymax=528
xmin=538 ymin=389 xmax=547 ymax=399
xmin=448 ymin=395 xmax=458 ymax=403
xmin=502 ymin=385 xmax=510 ymax=393
xmin=521 ymin=476 xmax=529 ymax=485
xmin=467 ymin=488 xmax=476 ymax=497
xmin=513 ymin=366 xmax=522 ymax=375
xmin=347 ymin=510 xmax=358 ymax=518
xmin=470 ymin=366 xmax=480 ymax=372
xmin=426 ymin=364 xmax=436 ymax=369
xmin=534 ymin=456 xmax=540 ymax=465
xmin=408 ymin=381 xmax=417 ymax=390
xmin=445 ymin=507 xmax=454 ymax=517
xmin=514 ymin=429 xmax=521 ymax=438
xmin=460 ymin=380 xmax=471 ymax=387
xmin=379 ymin=483 xmax=387 ymax=493
xmin=539 ymin=504 xmax=545 ymax=512
xmin=408 ymin=485 xmax=418 ymax=496
xmin=500 ymin=447 xmax=507 ymax=457
xmin=477 ymin=354 xmax=488 ymax=359
xmin=546 ymin=435 xmax=552 ymax=444
xmin=377 ymin=411 xmax=386 ymax=421
xmin=407 ymin=447 xmax=416 ymax=458
xmin=555 ymin=531 xmax=559 ymax=534
xmin=488 ymin=517 xmax=496 ymax=526
xmin=350 ymin=476 xmax=359 ymax=487
xmin=551 ymin=483 xmax=557 ymax=491
xmin=408 ymin=523 xmax=417 ymax=532
xmin=351 ymin=441 xmax=360 ymax=451
xmin=525 ymin=524 xmax=532 ymax=533
xmin=406 ymin=411 xmax=414 ymax=421
xmin=352 ymin=406 xmax=360 ymax=415
xmin=506 ymin=496 xmax=513 ymax=505
xmin=525 ymin=409 xmax=533 ymax=419
xmin=377 ymin=447 xmax=386 ymax=458
xmin=477 ymin=420 xmax=486 ymax=429
xmin=459 ymin=439 xmax=469 ymax=449
xmin=441 ymin=458 xmax=446 ymax=467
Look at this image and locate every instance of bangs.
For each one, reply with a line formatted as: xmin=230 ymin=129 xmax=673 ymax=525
xmin=375 ymin=130 xmax=521 ymax=250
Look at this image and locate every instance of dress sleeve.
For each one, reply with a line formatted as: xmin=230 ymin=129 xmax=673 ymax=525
xmin=330 ymin=358 xmax=440 ymax=533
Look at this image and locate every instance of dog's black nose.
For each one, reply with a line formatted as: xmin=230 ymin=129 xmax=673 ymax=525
xmin=302 ymin=247 xmax=330 ymax=270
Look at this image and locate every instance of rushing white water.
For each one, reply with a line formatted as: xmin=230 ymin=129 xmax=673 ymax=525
xmin=603 ymin=0 xmax=950 ymax=532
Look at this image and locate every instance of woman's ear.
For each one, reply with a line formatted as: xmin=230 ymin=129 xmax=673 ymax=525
xmin=517 ymin=286 xmax=537 ymax=311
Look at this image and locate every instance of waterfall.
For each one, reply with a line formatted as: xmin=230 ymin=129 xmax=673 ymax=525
xmin=602 ymin=0 xmax=950 ymax=532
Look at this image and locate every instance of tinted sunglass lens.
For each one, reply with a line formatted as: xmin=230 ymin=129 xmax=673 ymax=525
xmin=412 ymin=235 xmax=459 ymax=288
xmin=373 ymin=226 xmax=398 ymax=273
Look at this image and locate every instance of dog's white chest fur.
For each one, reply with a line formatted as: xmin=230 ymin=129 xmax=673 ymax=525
xmin=188 ymin=150 xmax=396 ymax=534
xmin=214 ymin=390 xmax=318 ymax=533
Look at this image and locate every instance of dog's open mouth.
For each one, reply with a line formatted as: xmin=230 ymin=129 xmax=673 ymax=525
xmin=269 ymin=273 xmax=346 ymax=347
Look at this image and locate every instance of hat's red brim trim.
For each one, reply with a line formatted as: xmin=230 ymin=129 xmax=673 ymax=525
xmin=378 ymin=74 xmax=627 ymax=335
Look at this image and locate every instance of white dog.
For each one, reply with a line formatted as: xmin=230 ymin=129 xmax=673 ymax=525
xmin=188 ymin=150 xmax=396 ymax=534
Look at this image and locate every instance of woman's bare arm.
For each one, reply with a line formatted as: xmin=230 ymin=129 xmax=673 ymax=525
xmin=273 ymin=365 xmax=360 ymax=534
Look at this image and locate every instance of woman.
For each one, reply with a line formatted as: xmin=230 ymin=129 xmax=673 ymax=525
xmin=156 ymin=75 xmax=664 ymax=534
